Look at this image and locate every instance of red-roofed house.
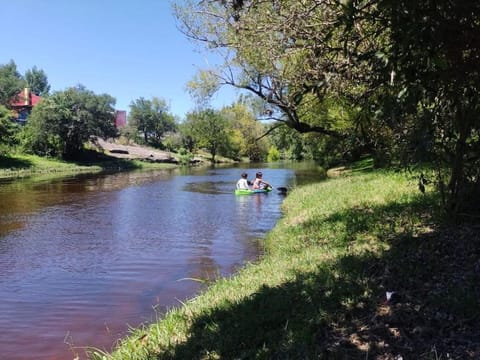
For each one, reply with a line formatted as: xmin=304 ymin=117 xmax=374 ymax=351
xmin=114 ymin=110 xmax=127 ymax=128
xmin=10 ymin=88 xmax=42 ymax=124
xmin=9 ymin=88 xmax=126 ymax=129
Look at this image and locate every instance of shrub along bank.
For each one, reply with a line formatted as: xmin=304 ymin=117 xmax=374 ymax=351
xmin=88 ymin=161 xmax=479 ymax=359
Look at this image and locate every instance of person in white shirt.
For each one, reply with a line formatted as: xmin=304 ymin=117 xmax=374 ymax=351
xmin=236 ymin=172 xmax=251 ymax=190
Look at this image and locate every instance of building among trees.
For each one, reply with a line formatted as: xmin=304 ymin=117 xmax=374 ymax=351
xmin=114 ymin=110 xmax=127 ymax=128
xmin=8 ymin=87 xmax=127 ymax=128
xmin=9 ymin=88 xmax=42 ymax=124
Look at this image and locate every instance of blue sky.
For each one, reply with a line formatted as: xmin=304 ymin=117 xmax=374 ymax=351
xmin=1 ymin=0 xmax=236 ymax=119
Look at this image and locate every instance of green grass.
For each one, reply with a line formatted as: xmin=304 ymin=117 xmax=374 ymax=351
xmin=0 ymin=152 xmax=177 ymax=180
xmin=0 ymin=153 xmax=102 ymax=178
xmin=84 ymin=163 xmax=478 ymax=359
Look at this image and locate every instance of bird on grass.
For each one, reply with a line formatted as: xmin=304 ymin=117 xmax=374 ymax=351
xmin=418 ymin=173 xmax=431 ymax=194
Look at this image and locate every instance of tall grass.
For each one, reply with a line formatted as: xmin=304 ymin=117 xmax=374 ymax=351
xmin=87 ymin=163 xmax=477 ymax=359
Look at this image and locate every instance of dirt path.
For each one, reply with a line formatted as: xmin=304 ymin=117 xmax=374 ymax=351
xmin=93 ymin=138 xmax=178 ymax=163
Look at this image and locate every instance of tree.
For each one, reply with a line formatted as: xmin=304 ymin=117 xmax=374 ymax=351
xmin=0 ymin=105 xmax=19 ymax=153
xmin=25 ymin=66 xmax=50 ymax=96
xmin=178 ymin=118 xmax=197 ymax=153
xmin=173 ymin=1 xmax=376 ymax=138
xmin=187 ymin=70 xmax=220 ymax=108
xmin=128 ymin=97 xmax=176 ymax=147
xmin=21 ymin=85 xmax=117 ymax=159
xmin=267 ymin=145 xmax=280 ymax=162
xmin=0 ymin=60 xmax=25 ymax=106
xmin=185 ymin=108 xmax=230 ymax=163
xmin=174 ymin=0 xmax=480 ymax=217
xmin=374 ymin=0 xmax=480 ymax=215
xmin=220 ymin=100 xmax=269 ymax=161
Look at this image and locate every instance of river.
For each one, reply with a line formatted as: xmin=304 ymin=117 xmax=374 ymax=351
xmin=0 ymin=162 xmax=324 ymax=359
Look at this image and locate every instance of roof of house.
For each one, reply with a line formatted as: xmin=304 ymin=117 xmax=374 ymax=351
xmin=10 ymin=89 xmax=42 ymax=108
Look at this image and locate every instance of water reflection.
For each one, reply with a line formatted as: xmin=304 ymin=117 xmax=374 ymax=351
xmin=0 ymin=163 xmax=322 ymax=360
xmin=182 ymin=180 xmax=233 ymax=195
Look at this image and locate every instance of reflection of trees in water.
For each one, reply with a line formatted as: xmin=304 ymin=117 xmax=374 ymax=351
xmin=0 ymin=219 xmax=24 ymax=238
xmin=0 ymin=169 xmax=177 ymax=219
xmin=182 ymin=181 xmax=232 ymax=195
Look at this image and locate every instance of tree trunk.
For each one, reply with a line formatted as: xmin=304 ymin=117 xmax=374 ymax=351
xmin=446 ymin=107 xmax=469 ymax=218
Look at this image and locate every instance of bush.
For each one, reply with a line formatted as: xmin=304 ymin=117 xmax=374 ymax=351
xmin=267 ymin=145 xmax=281 ymax=162
xmin=177 ymin=148 xmax=193 ymax=165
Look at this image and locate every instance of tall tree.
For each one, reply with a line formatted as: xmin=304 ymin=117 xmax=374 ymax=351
xmin=174 ymin=0 xmax=480 ymax=216
xmin=185 ymin=108 xmax=230 ymax=163
xmin=22 ymin=85 xmax=117 ymax=159
xmin=0 ymin=105 xmax=19 ymax=153
xmin=0 ymin=60 xmax=25 ymax=106
xmin=375 ymin=0 xmax=480 ymax=215
xmin=129 ymin=97 xmax=176 ymax=147
xmin=173 ymin=1 xmax=376 ymax=137
xmin=220 ymin=101 xmax=269 ymax=161
xmin=178 ymin=117 xmax=197 ymax=153
xmin=25 ymin=66 xmax=50 ymax=96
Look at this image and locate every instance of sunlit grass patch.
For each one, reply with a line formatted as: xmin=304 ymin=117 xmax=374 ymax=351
xmin=0 ymin=152 xmax=177 ymax=180
xmin=0 ymin=153 xmax=101 ymax=179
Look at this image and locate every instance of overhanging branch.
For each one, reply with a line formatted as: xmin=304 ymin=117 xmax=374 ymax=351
xmin=256 ymin=122 xmax=285 ymax=141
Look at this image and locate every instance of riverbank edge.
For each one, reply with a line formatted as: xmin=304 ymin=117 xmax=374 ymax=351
xmin=88 ymin=161 xmax=479 ymax=359
xmin=0 ymin=140 xmax=240 ymax=180
xmin=0 ymin=153 xmax=179 ymax=181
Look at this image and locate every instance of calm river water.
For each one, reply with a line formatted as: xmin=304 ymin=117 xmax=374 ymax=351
xmin=0 ymin=163 xmax=324 ymax=360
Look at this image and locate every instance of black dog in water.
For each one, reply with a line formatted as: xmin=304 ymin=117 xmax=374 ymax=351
xmin=277 ymin=187 xmax=288 ymax=195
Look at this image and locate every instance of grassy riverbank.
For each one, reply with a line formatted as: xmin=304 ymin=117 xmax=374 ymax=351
xmin=89 ymin=160 xmax=479 ymax=359
xmin=0 ymin=152 xmax=177 ymax=180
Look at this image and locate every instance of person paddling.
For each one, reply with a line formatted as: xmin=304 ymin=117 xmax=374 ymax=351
xmin=252 ymin=171 xmax=272 ymax=190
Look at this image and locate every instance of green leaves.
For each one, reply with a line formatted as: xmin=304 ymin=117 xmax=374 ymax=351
xmin=25 ymin=66 xmax=50 ymax=96
xmin=174 ymin=0 xmax=480 ymax=215
xmin=23 ymin=86 xmax=117 ymax=158
xmin=0 ymin=60 xmax=25 ymax=106
xmin=0 ymin=105 xmax=19 ymax=152
xmin=128 ymin=97 xmax=176 ymax=147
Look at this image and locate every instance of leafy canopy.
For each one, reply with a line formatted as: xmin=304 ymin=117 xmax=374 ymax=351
xmin=128 ymin=97 xmax=177 ymax=147
xmin=25 ymin=66 xmax=51 ymax=96
xmin=174 ymin=0 xmax=480 ymax=217
xmin=0 ymin=60 xmax=25 ymax=106
xmin=22 ymin=85 xmax=117 ymax=159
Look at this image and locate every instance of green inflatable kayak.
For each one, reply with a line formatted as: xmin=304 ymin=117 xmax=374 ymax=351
xmin=234 ymin=188 xmax=272 ymax=195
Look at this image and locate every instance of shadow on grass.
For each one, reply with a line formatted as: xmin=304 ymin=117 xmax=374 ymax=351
xmin=0 ymin=155 xmax=33 ymax=169
xmin=157 ymin=193 xmax=480 ymax=359
xmin=0 ymin=150 xmax=144 ymax=174
xmin=67 ymin=149 xmax=144 ymax=171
